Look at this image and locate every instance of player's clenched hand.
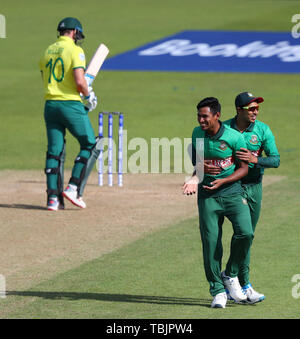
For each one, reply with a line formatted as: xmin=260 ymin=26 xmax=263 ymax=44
xmin=203 ymin=178 xmax=226 ymax=191
xmin=83 ymin=87 xmax=98 ymax=112
xmin=236 ymin=148 xmax=257 ymax=164
xmin=182 ymin=175 xmax=199 ymax=195
xmin=86 ymin=91 xmax=98 ymax=112
xmin=204 ymin=161 xmax=222 ymax=175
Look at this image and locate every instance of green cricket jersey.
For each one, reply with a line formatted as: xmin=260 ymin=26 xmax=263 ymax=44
xmin=223 ymin=117 xmax=280 ymax=184
xmin=192 ymin=122 xmax=247 ymax=198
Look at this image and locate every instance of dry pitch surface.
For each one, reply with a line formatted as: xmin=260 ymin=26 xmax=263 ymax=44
xmin=0 ymin=171 xmax=284 ymax=292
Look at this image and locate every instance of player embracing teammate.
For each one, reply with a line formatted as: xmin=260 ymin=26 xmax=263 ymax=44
xmin=183 ymin=94 xmax=279 ymax=308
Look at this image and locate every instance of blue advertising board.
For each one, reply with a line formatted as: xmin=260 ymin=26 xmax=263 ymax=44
xmin=102 ymin=30 xmax=300 ymax=73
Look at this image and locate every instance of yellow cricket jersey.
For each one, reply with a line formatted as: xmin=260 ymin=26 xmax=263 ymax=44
xmin=39 ymin=36 xmax=86 ymax=101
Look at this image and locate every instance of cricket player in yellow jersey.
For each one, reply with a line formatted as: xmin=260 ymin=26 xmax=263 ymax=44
xmin=39 ymin=17 xmax=101 ymax=210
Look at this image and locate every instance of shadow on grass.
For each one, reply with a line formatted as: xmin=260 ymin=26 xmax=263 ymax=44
xmin=0 ymin=204 xmax=45 ymax=210
xmin=7 ymin=291 xmax=234 ymax=308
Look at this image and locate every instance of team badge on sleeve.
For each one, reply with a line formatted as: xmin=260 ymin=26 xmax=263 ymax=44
xmin=79 ymin=53 xmax=85 ymax=61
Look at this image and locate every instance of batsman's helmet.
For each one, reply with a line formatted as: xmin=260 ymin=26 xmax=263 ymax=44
xmin=57 ymin=17 xmax=85 ymax=42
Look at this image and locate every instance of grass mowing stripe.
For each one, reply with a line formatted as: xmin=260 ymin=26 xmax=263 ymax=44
xmin=3 ymin=177 xmax=299 ymax=319
xmin=1 ymin=1 xmax=299 ymax=174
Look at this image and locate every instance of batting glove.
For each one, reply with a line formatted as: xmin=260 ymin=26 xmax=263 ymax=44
xmin=82 ymin=87 xmax=98 ymax=112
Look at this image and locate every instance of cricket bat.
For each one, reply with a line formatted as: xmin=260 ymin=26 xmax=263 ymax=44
xmin=85 ymin=43 xmax=109 ymax=86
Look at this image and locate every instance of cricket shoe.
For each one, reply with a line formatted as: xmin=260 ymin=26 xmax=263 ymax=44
xmin=211 ymin=292 xmax=227 ymax=308
xmin=221 ymin=271 xmax=247 ymax=302
xmin=63 ymin=185 xmax=86 ymax=209
xmin=242 ymin=283 xmax=265 ymax=304
xmin=225 ymin=288 xmax=235 ymax=302
xmin=47 ymin=197 xmax=64 ymax=211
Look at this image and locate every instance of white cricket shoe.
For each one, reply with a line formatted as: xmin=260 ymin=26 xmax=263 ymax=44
xmin=63 ymin=185 xmax=86 ymax=209
xmin=225 ymin=288 xmax=235 ymax=301
xmin=211 ymin=292 xmax=227 ymax=308
xmin=221 ymin=271 xmax=247 ymax=302
xmin=242 ymin=283 xmax=265 ymax=304
xmin=47 ymin=197 xmax=64 ymax=211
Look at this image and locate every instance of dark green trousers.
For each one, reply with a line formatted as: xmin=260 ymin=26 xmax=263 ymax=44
xmin=198 ymin=194 xmax=253 ymax=296
xmin=44 ymin=100 xmax=96 ymax=197
xmin=238 ymin=182 xmax=263 ymax=287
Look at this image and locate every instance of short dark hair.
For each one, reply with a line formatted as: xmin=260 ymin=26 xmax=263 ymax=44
xmin=59 ymin=29 xmax=74 ymax=36
xmin=196 ymin=97 xmax=221 ymax=115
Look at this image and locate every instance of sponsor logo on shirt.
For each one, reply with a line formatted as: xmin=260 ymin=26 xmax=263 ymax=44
xmin=251 ymin=148 xmax=263 ymax=157
xmin=206 ymin=156 xmax=234 ymax=169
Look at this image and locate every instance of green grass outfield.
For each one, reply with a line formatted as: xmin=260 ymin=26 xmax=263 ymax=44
xmin=2 ymin=177 xmax=300 ymax=319
xmin=1 ymin=0 xmax=300 ymax=319
xmin=1 ymin=0 xmax=299 ymax=174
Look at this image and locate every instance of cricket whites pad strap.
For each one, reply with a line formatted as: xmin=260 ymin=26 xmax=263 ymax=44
xmin=45 ymin=167 xmax=60 ymax=174
xmin=74 ymin=155 xmax=89 ymax=165
xmin=71 ymin=137 xmax=103 ymax=196
xmin=46 ymin=188 xmax=60 ymax=196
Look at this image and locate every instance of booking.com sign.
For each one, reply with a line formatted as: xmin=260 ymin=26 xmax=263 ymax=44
xmin=103 ymin=30 xmax=300 ymax=74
